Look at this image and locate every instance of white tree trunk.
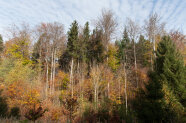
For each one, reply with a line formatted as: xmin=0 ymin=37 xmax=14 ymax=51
xmin=70 ymin=58 xmax=74 ymax=98
xmin=50 ymin=49 xmax=54 ymax=94
xmin=52 ymin=48 xmax=56 ymax=93
xmin=133 ymin=40 xmax=138 ymax=88
xmin=46 ymin=59 xmax=49 ymax=98
xmin=108 ymin=81 xmax=110 ymax=98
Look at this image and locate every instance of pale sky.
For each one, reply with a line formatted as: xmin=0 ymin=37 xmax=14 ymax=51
xmin=0 ymin=0 xmax=186 ymax=40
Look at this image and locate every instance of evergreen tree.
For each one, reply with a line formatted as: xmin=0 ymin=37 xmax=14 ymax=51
xmin=80 ymin=22 xmax=90 ymax=62
xmin=88 ymin=29 xmax=104 ymax=64
xmin=67 ymin=20 xmax=79 ymax=60
xmin=32 ymin=39 xmax=41 ymax=63
xmin=134 ymin=36 xmax=186 ymax=123
xmin=155 ymin=36 xmax=185 ymax=106
xmin=136 ymin=35 xmax=152 ymax=67
xmin=0 ymin=35 xmax=3 ymax=53
xmin=116 ymin=27 xmax=130 ymax=65
xmin=59 ymin=20 xmax=79 ymax=70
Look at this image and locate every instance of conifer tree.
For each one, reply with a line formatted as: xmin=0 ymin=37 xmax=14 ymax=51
xmin=116 ymin=27 xmax=130 ymax=65
xmin=88 ymin=29 xmax=104 ymax=64
xmin=81 ymin=22 xmax=90 ymax=63
xmin=134 ymin=36 xmax=186 ymax=123
xmin=59 ymin=20 xmax=79 ymax=71
xmin=136 ymin=35 xmax=152 ymax=67
xmin=67 ymin=20 xmax=79 ymax=60
xmin=0 ymin=35 xmax=3 ymax=53
xmin=155 ymin=36 xmax=185 ymax=106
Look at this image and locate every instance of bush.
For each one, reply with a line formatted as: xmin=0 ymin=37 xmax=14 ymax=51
xmin=0 ymin=90 xmax=8 ymax=118
xmin=9 ymin=107 xmax=20 ymax=119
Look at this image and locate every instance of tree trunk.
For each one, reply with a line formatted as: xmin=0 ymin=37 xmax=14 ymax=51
xmin=119 ymin=79 xmax=121 ymax=102
xmin=50 ymin=49 xmax=54 ymax=95
xmin=52 ymin=48 xmax=56 ymax=93
xmin=124 ymin=62 xmax=128 ymax=113
xmin=107 ymin=81 xmax=110 ymax=98
xmin=133 ymin=39 xmax=138 ymax=88
xmin=46 ymin=58 xmax=49 ymax=98
xmin=153 ymin=26 xmax=156 ymax=59
xmin=70 ymin=58 xmax=74 ymax=98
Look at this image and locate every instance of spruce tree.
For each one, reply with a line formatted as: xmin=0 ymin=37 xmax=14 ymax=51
xmin=67 ymin=20 xmax=79 ymax=60
xmin=134 ymin=36 xmax=186 ymax=123
xmin=116 ymin=27 xmax=130 ymax=65
xmin=59 ymin=20 xmax=79 ymax=70
xmin=136 ymin=35 xmax=152 ymax=67
xmin=87 ymin=29 xmax=104 ymax=65
xmin=81 ymin=22 xmax=90 ymax=62
xmin=0 ymin=35 xmax=3 ymax=53
xmin=155 ymin=36 xmax=185 ymax=106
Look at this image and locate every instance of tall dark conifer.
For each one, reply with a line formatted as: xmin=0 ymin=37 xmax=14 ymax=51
xmin=88 ymin=29 xmax=104 ymax=64
xmin=67 ymin=20 xmax=79 ymax=60
xmin=136 ymin=35 xmax=152 ymax=67
xmin=81 ymin=22 xmax=90 ymax=62
xmin=116 ymin=27 xmax=130 ymax=65
xmin=59 ymin=20 xmax=79 ymax=70
xmin=134 ymin=36 xmax=186 ymax=123
xmin=0 ymin=35 xmax=4 ymax=53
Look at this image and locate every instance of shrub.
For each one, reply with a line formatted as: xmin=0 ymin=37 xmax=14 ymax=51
xmin=0 ymin=90 xmax=8 ymax=118
xmin=9 ymin=107 xmax=20 ymax=119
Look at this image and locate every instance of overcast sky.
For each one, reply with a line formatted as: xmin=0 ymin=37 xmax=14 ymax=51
xmin=0 ymin=0 xmax=186 ymax=40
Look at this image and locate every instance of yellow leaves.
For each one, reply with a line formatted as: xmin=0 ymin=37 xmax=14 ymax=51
xmin=110 ymin=92 xmax=121 ymax=105
xmin=23 ymin=89 xmax=40 ymax=106
xmin=7 ymin=81 xmax=24 ymax=99
xmin=0 ymin=83 xmax=5 ymax=90
xmin=5 ymin=61 xmax=35 ymax=84
xmin=4 ymin=37 xmax=31 ymax=65
xmin=107 ymin=44 xmax=119 ymax=71
xmin=55 ymin=71 xmax=69 ymax=90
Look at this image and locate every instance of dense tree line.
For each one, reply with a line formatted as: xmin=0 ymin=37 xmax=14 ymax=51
xmin=0 ymin=10 xmax=185 ymax=123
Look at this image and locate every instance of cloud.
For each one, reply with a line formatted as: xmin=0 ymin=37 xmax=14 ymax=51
xmin=0 ymin=0 xmax=185 ymax=40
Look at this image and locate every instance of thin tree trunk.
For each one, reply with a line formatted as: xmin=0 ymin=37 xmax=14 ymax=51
xmin=150 ymin=53 xmax=153 ymax=70
xmin=107 ymin=84 xmax=110 ymax=98
xmin=153 ymin=27 xmax=156 ymax=58
xmin=52 ymin=48 xmax=56 ymax=93
xmin=50 ymin=49 xmax=54 ymax=95
xmin=46 ymin=59 xmax=49 ymax=98
xmin=133 ymin=39 xmax=138 ymax=88
xmin=124 ymin=62 xmax=127 ymax=113
xmin=70 ymin=58 xmax=74 ymax=98
xmin=96 ymin=64 xmax=99 ymax=109
xmin=93 ymin=66 xmax=97 ymax=109
xmin=119 ymin=79 xmax=121 ymax=103
xmin=39 ymin=44 xmax=42 ymax=82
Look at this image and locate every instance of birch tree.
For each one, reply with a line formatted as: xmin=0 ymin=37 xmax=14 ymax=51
xmin=126 ymin=18 xmax=140 ymax=88
xmin=96 ymin=9 xmax=117 ymax=61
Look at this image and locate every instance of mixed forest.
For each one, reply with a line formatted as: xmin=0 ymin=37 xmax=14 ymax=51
xmin=0 ymin=9 xmax=185 ymax=123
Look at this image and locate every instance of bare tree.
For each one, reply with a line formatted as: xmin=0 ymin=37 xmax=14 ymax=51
xmin=95 ymin=9 xmax=117 ymax=98
xmin=6 ymin=23 xmax=32 ymax=59
xmin=126 ymin=18 xmax=140 ymax=88
xmin=35 ymin=22 xmax=65 ymax=97
xmin=96 ymin=9 xmax=118 ymax=57
xmin=144 ymin=13 xmax=166 ymax=63
xmin=169 ymin=30 xmax=185 ymax=51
